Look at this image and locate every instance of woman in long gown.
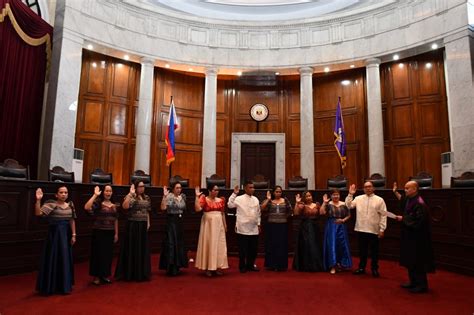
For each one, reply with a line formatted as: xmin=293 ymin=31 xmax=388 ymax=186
xmin=84 ymin=185 xmax=119 ymax=285
xmin=35 ymin=186 xmax=76 ymax=295
xmin=292 ymin=191 xmax=324 ymax=272
xmin=194 ymin=184 xmax=229 ymax=277
xmin=159 ymin=181 xmax=188 ymax=276
xmin=115 ymin=181 xmax=151 ymax=281
xmin=321 ymin=190 xmax=352 ymax=274
xmin=261 ymin=186 xmax=292 ymax=271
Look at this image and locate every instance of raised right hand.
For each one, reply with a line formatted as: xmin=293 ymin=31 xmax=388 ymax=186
xmin=195 ymin=186 xmax=202 ymax=197
xmin=163 ymin=186 xmax=169 ymax=196
xmin=392 ymin=182 xmax=398 ymax=193
xmin=266 ymin=190 xmax=272 ymax=200
xmin=129 ymin=184 xmax=136 ymax=195
xmin=295 ymin=194 xmax=301 ymax=203
xmin=233 ymin=185 xmax=239 ymax=194
xmin=322 ymin=194 xmax=330 ymax=203
xmin=94 ymin=186 xmax=101 ymax=197
xmin=36 ymin=188 xmax=43 ymax=200
xmin=349 ymin=184 xmax=356 ymax=195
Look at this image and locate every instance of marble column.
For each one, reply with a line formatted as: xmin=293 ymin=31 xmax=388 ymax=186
xmin=443 ymin=29 xmax=474 ymax=175
xmin=201 ymin=68 xmax=218 ymax=187
xmin=299 ymin=67 xmax=315 ymax=189
xmin=134 ymin=57 xmax=155 ymax=174
xmin=365 ymin=58 xmax=385 ymax=176
xmin=38 ymin=22 xmax=84 ymax=179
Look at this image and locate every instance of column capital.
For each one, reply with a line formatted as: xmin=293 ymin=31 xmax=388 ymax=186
xmin=140 ymin=57 xmax=155 ymax=66
xmin=299 ymin=67 xmax=313 ymax=76
xmin=365 ymin=58 xmax=381 ymax=67
xmin=205 ymin=67 xmax=218 ymax=76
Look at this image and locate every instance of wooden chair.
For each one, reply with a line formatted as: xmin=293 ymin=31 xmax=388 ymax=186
xmin=0 ymin=159 xmax=29 ymax=180
xmin=451 ymin=172 xmax=474 ymax=188
xmin=90 ymin=168 xmax=113 ymax=185
xmin=365 ymin=173 xmax=386 ymax=189
xmin=205 ymin=174 xmax=226 ymax=189
xmin=251 ymin=174 xmax=270 ymax=189
xmin=49 ymin=166 xmax=75 ymax=183
xmin=327 ymin=175 xmax=348 ymax=190
xmin=169 ymin=175 xmax=189 ymax=188
xmin=130 ymin=170 xmax=152 ymax=186
xmin=409 ymin=172 xmax=433 ymax=189
xmin=287 ymin=175 xmax=308 ymax=190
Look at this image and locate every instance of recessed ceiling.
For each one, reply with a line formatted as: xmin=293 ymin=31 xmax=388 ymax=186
xmin=147 ymin=0 xmax=380 ymax=21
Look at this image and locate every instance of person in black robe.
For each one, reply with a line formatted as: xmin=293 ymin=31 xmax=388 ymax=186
xmin=393 ymin=181 xmax=435 ymax=293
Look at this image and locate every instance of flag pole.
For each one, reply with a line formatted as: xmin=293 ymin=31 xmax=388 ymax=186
xmin=168 ymin=95 xmax=174 ymax=182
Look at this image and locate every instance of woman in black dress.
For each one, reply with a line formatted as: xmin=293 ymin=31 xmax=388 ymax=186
xmin=114 ymin=181 xmax=151 ymax=281
xmin=35 ymin=186 xmax=76 ymax=295
xmin=84 ymin=185 xmax=118 ymax=285
xmin=159 ymin=181 xmax=188 ymax=276
xmin=292 ymin=191 xmax=324 ymax=272
xmin=261 ymin=186 xmax=292 ymax=271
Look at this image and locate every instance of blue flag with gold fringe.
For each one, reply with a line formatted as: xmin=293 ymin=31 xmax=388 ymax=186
xmin=333 ymin=98 xmax=347 ymax=169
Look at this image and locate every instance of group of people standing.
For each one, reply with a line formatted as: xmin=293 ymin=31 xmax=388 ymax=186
xmin=34 ymin=179 xmax=434 ymax=295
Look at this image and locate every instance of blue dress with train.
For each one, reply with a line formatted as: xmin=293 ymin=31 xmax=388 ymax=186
xmin=323 ymin=203 xmax=352 ymax=270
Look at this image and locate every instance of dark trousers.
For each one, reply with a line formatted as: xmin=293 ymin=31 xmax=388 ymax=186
xmin=408 ymin=268 xmax=428 ymax=289
xmin=237 ymin=234 xmax=259 ymax=270
xmin=357 ymin=232 xmax=379 ymax=270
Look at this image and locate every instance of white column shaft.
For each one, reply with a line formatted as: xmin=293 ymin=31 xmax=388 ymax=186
xmin=201 ymin=69 xmax=218 ymax=187
xmin=299 ymin=67 xmax=315 ymax=189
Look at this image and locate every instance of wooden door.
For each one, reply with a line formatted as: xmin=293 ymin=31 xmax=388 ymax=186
xmin=240 ymin=143 xmax=275 ymax=187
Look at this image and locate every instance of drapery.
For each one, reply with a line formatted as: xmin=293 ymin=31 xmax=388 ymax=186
xmin=0 ymin=0 xmax=53 ymax=178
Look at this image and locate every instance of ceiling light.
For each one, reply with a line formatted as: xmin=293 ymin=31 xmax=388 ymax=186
xmin=341 ymin=80 xmax=351 ymax=86
xmin=393 ymin=54 xmax=399 ymax=60
xmin=350 ymin=65 xmax=355 ymax=68
xmin=324 ymin=67 xmax=330 ymax=73
xmin=425 ymin=62 xmax=432 ymax=69
xmin=117 ymin=63 xmax=123 ymax=68
xmin=398 ymin=63 xmax=404 ymax=68
xmin=165 ymin=64 xmax=170 ymax=68
xmin=87 ymin=44 xmax=93 ymax=50
xmin=188 ymin=68 xmax=193 ymax=71
xmin=275 ymin=72 xmax=280 ymax=75
xmin=124 ymin=55 xmax=130 ymax=60
xmin=92 ymin=62 xmax=97 ymax=68
xmin=237 ymin=71 xmax=242 ymax=76
xmin=431 ymin=43 xmax=438 ymax=50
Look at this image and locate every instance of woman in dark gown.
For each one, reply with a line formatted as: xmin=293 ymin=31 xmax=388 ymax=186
xmin=159 ymin=181 xmax=188 ymax=276
xmin=84 ymin=185 xmax=118 ymax=285
xmin=35 ymin=186 xmax=76 ymax=295
xmin=292 ymin=191 xmax=324 ymax=272
xmin=261 ymin=186 xmax=292 ymax=271
xmin=321 ymin=190 xmax=352 ymax=274
xmin=115 ymin=181 xmax=151 ymax=281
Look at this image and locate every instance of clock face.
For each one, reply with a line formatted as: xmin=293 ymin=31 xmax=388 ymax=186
xmin=250 ymin=103 xmax=269 ymax=122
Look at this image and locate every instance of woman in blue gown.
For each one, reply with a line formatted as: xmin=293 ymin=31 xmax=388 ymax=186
xmin=321 ymin=189 xmax=352 ymax=274
xmin=35 ymin=186 xmax=76 ymax=295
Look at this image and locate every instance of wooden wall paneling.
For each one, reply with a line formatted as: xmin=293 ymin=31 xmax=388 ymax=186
xmin=82 ymin=101 xmax=104 ymax=134
xmin=420 ymin=142 xmax=445 ymax=187
xmin=394 ymin=144 xmax=416 ymax=185
xmin=76 ymin=51 xmax=140 ymax=185
xmin=389 ymin=62 xmax=412 ymax=102
xmin=315 ymin=150 xmax=342 ymax=188
xmin=391 ymin=104 xmax=415 ymax=140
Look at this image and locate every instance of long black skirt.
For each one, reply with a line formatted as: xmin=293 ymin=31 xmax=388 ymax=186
xmin=159 ymin=215 xmax=188 ymax=275
xmin=89 ymin=229 xmax=115 ymax=278
xmin=114 ymin=221 xmax=151 ymax=281
xmin=36 ymin=220 xmax=74 ymax=295
xmin=264 ymin=222 xmax=289 ymax=270
xmin=293 ymin=218 xmax=324 ymax=272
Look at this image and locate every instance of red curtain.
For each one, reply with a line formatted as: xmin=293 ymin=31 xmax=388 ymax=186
xmin=0 ymin=0 xmax=53 ymax=178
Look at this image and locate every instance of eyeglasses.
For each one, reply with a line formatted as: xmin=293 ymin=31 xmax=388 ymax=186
xmin=137 ymin=185 xmax=145 ymax=188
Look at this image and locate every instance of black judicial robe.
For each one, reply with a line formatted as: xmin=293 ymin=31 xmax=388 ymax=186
xmin=399 ymin=195 xmax=435 ymax=273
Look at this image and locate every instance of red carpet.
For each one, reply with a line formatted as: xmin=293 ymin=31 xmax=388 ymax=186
xmin=0 ymin=255 xmax=472 ymax=315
